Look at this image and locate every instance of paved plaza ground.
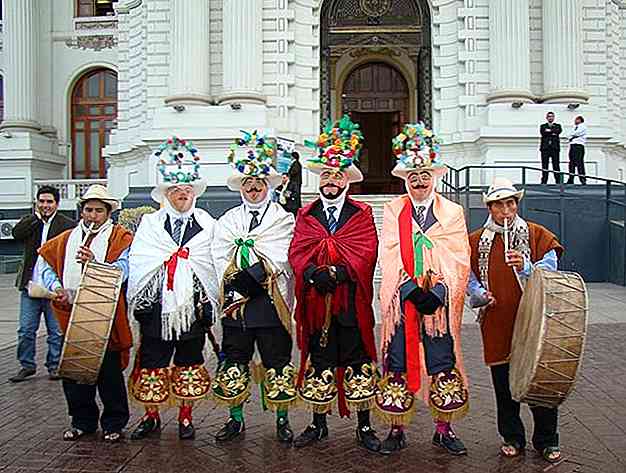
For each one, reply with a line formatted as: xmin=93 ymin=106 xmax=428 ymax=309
xmin=0 ymin=274 xmax=625 ymax=472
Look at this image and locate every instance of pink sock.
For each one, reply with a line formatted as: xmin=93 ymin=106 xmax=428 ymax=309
xmin=435 ymin=420 xmax=450 ymax=435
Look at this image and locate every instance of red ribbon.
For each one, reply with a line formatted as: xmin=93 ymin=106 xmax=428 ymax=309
xmin=398 ymin=198 xmax=422 ymax=394
xmin=165 ymin=247 xmax=189 ymax=291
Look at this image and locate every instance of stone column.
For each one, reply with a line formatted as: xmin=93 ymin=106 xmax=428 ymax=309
xmin=542 ymin=0 xmax=589 ymax=103
xmin=0 ymin=0 xmax=41 ymax=132
xmin=220 ymin=0 xmax=265 ymax=105
xmin=487 ymin=0 xmax=534 ymax=103
xmin=164 ymin=0 xmax=211 ymax=106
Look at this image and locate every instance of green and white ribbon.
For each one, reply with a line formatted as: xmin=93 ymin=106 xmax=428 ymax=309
xmin=235 ymin=238 xmax=255 ymax=269
xmin=413 ymin=232 xmax=433 ymax=277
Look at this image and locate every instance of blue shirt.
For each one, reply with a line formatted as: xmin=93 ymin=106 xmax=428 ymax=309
xmin=37 ymin=247 xmax=130 ymax=292
xmin=466 ymin=249 xmax=558 ymax=307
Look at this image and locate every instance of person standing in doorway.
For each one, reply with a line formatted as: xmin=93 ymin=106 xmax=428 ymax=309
xmin=9 ymin=186 xmax=75 ymax=382
xmin=566 ymin=116 xmax=587 ymax=185
xmin=539 ymin=112 xmax=563 ymax=184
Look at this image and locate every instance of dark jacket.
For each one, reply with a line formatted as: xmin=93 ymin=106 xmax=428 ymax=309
xmin=13 ymin=212 xmax=75 ymax=290
xmin=540 ymin=122 xmax=563 ymax=151
xmin=133 ymin=214 xmax=213 ymax=340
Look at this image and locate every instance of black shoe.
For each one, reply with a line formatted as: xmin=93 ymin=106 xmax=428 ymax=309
xmin=179 ymin=420 xmax=195 ymax=440
xmin=293 ymin=424 xmax=328 ymax=448
xmin=9 ymin=368 xmax=36 ymax=383
xmin=356 ymin=425 xmax=382 ymax=453
xmin=380 ymin=429 xmax=407 ymax=455
xmin=48 ymin=369 xmax=61 ymax=380
xmin=432 ymin=430 xmax=468 ymax=456
xmin=276 ymin=418 xmax=293 ymax=444
xmin=130 ymin=417 xmax=161 ymax=440
xmin=215 ymin=418 xmax=245 ymax=442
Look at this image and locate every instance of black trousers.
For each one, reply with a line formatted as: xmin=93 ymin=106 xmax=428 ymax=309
xmin=386 ymin=315 xmax=456 ymax=375
xmin=139 ymin=335 xmax=205 ymax=369
xmin=540 ymin=149 xmax=562 ymax=184
xmin=222 ymin=324 xmax=292 ymax=369
xmin=62 ymin=350 xmax=129 ymax=433
xmin=567 ymin=144 xmax=586 ymax=184
xmin=490 ymin=364 xmax=559 ymax=450
xmin=309 ymin=319 xmax=370 ymax=370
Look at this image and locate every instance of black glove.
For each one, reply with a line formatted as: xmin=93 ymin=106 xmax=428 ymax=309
xmin=407 ymin=286 xmax=442 ymax=315
xmin=197 ymin=303 xmax=214 ymax=331
xmin=230 ymin=264 xmax=266 ymax=299
xmin=311 ymin=269 xmax=337 ymax=294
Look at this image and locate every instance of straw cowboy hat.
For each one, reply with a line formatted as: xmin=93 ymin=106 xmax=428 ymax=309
xmin=482 ymin=177 xmax=525 ymax=204
xmin=304 ymin=115 xmax=364 ymax=184
xmin=151 ymin=136 xmax=207 ymax=203
xmin=80 ymin=184 xmax=120 ymax=212
xmin=390 ymin=123 xmax=448 ymax=179
xmin=226 ymin=130 xmax=283 ymax=191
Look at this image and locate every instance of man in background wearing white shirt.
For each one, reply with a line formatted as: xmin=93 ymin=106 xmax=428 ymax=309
xmin=9 ymin=186 xmax=74 ymax=382
xmin=566 ymin=115 xmax=587 ymax=185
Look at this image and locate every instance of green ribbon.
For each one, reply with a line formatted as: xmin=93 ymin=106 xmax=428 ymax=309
xmin=235 ymin=238 xmax=255 ymax=269
xmin=413 ymin=232 xmax=433 ymax=277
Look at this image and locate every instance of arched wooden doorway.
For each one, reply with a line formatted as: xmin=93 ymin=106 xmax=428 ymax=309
xmin=70 ymin=68 xmax=117 ymax=179
xmin=320 ymin=0 xmax=432 ymax=194
xmin=342 ymin=61 xmax=409 ymax=194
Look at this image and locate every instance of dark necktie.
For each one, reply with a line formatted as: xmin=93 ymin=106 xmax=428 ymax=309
xmin=249 ymin=210 xmax=260 ymax=232
xmin=416 ymin=206 xmax=426 ymax=229
xmin=172 ymin=218 xmax=184 ymax=245
xmin=327 ymin=206 xmax=338 ymax=233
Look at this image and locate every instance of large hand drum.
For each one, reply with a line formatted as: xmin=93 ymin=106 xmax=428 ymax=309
xmin=509 ymin=269 xmax=587 ymax=407
xmin=58 ymin=261 xmax=123 ymax=384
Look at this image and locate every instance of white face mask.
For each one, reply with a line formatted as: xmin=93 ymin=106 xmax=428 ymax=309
xmin=163 ymin=194 xmax=196 ymax=220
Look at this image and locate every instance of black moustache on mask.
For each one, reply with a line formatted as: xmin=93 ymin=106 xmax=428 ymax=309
xmin=246 ymin=187 xmax=263 ymax=193
xmin=410 ymin=183 xmax=428 ymax=189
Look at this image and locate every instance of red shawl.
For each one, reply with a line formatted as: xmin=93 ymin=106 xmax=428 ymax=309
xmin=289 ymin=198 xmax=378 ymax=379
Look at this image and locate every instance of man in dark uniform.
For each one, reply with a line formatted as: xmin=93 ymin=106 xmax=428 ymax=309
xmin=212 ymin=130 xmax=296 ymax=444
xmin=539 ymin=112 xmax=563 ymax=184
xmin=289 ymin=116 xmax=382 ymax=453
xmin=127 ymin=137 xmax=217 ymax=441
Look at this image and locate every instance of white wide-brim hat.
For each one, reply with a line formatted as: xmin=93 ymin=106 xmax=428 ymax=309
xmin=80 ymin=184 xmax=120 ymax=212
xmin=226 ymin=168 xmax=283 ymax=192
xmin=150 ymin=179 xmax=207 ymax=204
xmin=305 ymin=162 xmax=364 ymax=184
xmin=482 ymin=177 xmax=525 ymax=204
xmin=391 ymin=162 xmax=448 ymax=179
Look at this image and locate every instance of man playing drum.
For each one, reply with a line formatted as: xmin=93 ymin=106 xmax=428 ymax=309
xmin=128 ymin=137 xmax=218 ymax=441
xmin=467 ymin=177 xmax=564 ymax=463
xmin=37 ymin=184 xmax=134 ymax=443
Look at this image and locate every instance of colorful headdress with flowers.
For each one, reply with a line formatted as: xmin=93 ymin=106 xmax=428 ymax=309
xmin=227 ymin=130 xmax=275 ymax=178
xmin=155 ymin=136 xmax=202 ymax=184
xmin=225 ymin=130 xmax=282 ymax=191
xmin=391 ymin=123 xmax=446 ymax=177
xmin=151 ymin=136 xmax=206 ymax=203
xmin=304 ymin=115 xmax=363 ymax=171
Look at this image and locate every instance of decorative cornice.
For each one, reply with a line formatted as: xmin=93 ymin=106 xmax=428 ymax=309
xmin=65 ymin=35 xmax=117 ymax=51
xmin=115 ymin=0 xmax=143 ymax=14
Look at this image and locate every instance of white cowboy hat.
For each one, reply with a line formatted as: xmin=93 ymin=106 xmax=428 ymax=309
xmin=305 ymin=162 xmax=364 ymax=184
xmin=80 ymin=184 xmax=120 ymax=212
xmin=483 ymin=177 xmax=525 ymax=204
xmin=226 ymin=168 xmax=283 ymax=191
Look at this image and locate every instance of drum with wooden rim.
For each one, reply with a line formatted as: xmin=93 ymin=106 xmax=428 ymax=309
xmin=509 ymin=269 xmax=587 ymax=408
xmin=58 ymin=261 xmax=124 ymax=384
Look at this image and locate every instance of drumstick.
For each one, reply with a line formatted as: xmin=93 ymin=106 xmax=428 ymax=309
xmin=504 ymin=217 xmax=510 ymax=256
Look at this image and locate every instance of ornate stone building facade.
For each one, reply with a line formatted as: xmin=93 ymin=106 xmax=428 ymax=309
xmin=1 ymin=0 xmax=626 ymax=215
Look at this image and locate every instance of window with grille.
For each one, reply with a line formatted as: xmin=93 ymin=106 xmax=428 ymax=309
xmin=76 ymin=0 xmax=115 ymax=17
xmin=71 ymin=69 xmax=117 ymax=179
